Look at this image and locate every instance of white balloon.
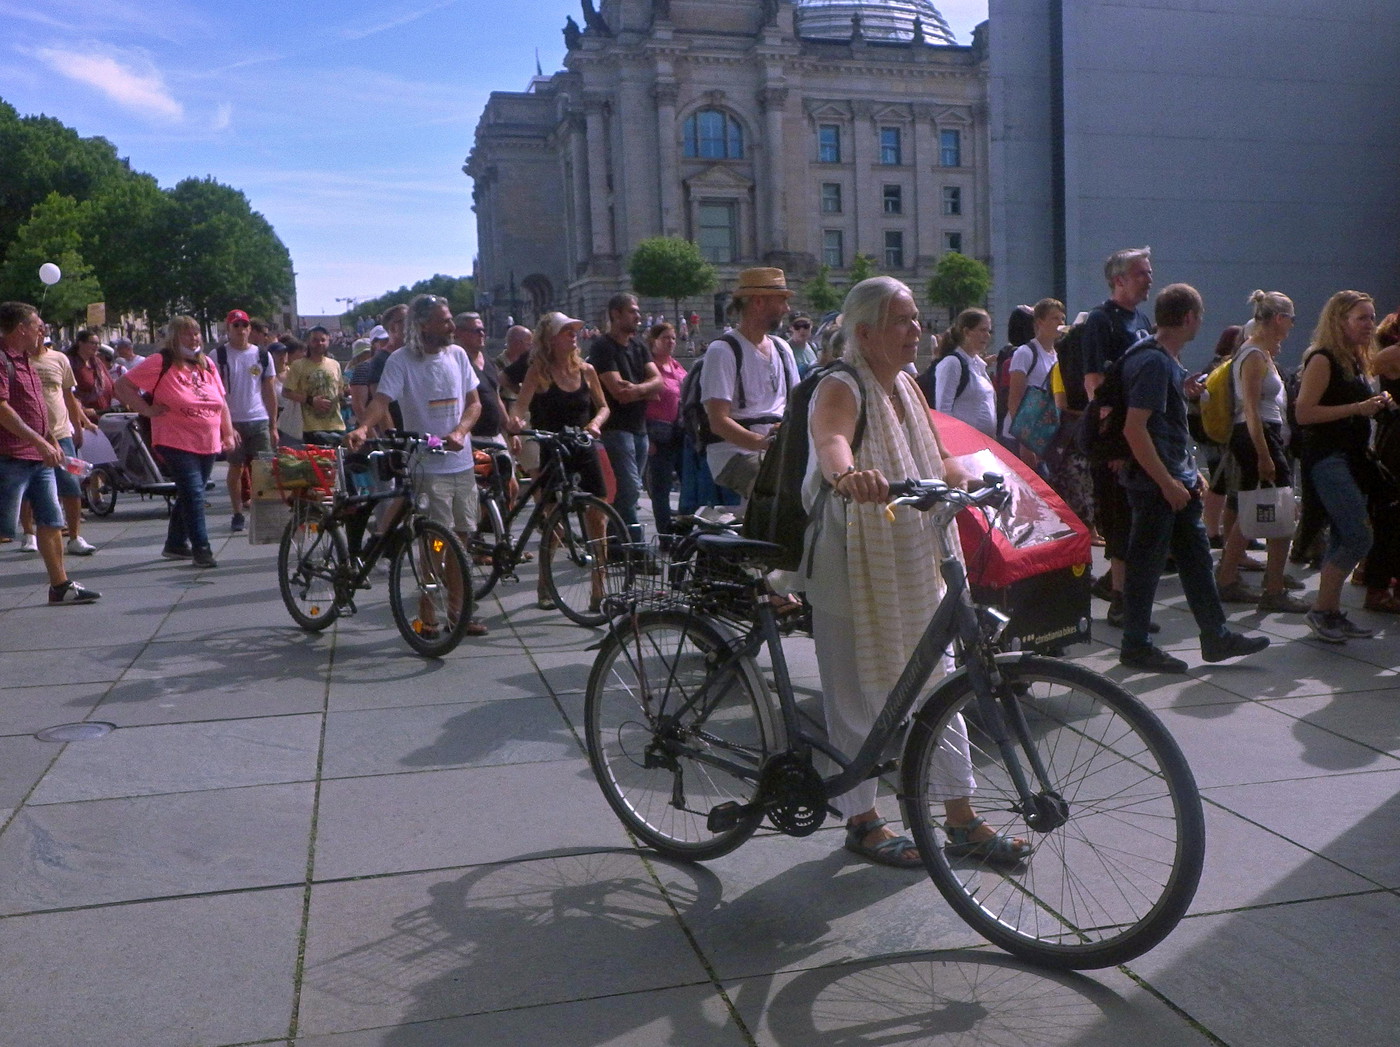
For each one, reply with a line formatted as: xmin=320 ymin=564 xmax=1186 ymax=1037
xmin=38 ymin=263 xmax=61 ymax=285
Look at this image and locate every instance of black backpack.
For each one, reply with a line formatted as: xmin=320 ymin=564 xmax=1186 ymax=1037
xmin=1054 ymin=321 xmax=1090 ymax=412
xmin=1076 ymin=338 xmax=1166 ymax=466
xmin=742 ymin=360 xmax=865 ymax=573
xmin=917 ymin=352 xmax=969 ymax=409
xmin=680 ymin=334 xmax=793 ymax=447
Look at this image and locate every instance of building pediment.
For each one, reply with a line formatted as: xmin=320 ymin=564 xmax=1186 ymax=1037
xmin=683 ymin=164 xmax=754 ymax=191
xmin=932 ymin=104 xmax=973 ymax=126
xmin=803 ymin=99 xmax=853 ymax=121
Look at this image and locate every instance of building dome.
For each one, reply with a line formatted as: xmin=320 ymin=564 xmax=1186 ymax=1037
xmin=796 ymin=0 xmax=957 ymax=45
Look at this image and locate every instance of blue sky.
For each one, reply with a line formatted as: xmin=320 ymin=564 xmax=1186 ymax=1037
xmin=0 ymin=0 xmax=987 ymax=316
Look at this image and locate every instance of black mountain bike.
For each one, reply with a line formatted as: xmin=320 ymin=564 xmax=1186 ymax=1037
xmin=467 ymin=428 xmax=632 ymax=627
xmin=276 ymin=431 xmax=473 ymax=658
xmin=583 ymin=475 xmax=1204 ymax=970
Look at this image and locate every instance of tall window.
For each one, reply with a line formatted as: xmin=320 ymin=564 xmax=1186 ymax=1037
xmin=944 ymin=231 xmax=964 ymax=254
xmin=882 ymin=184 xmax=902 ymax=215
xmin=821 ymin=182 xmax=843 ymax=214
xmin=940 ymin=129 xmax=962 ymax=168
xmin=879 ymin=126 xmax=902 ymax=165
xmin=818 ymin=124 xmax=841 ymax=163
xmin=698 ymin=202 xmax=738 ymax=263
xmin=884 ymin=230 xmax=905 ymax=269
xmin=684 ymin=109 xmax=744 ymax=159
xmin=942 ymin=185 xmax=962 ymax=216
xmin=823 ymin=229 xmax=844 ymax=268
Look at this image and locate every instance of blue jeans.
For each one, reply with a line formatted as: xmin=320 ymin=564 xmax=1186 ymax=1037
xmin=602 ymin=428 xmax=648 ymax=541
xmin=678 ymin=435 xmax=740 ymax=514
xmin=0 ymin=456 xmax=62 ymax=537
xmin=645 ymin=420 xmax=684 ymax=535
xmin=156 ymin=446 xmax=214 ymax=553
xmin=1309 ymin=452 xmax=1372 ymax=572
xmin=1122 ymin=484 xmax=1226 ymax=649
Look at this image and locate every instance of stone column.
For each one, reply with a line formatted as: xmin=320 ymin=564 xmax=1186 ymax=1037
xmin=583 ymin=99 xmax=615 ymax=259
xmin=653 ymin=80 xmax=681 ymax=236
xmin=760 ymin=85 xmax=789 ymax=257
xmin=565 ymin=112 xmax=592 ymax=274
xmin=913 ymin=104 xmax=939 ymax=270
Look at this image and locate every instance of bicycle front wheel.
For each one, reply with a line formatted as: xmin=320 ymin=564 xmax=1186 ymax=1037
xmin=469 ymin=493 xmax=507 ymax=601
xmin=540 ymin=495 xmax=632 ymax=626
xmin=902 ymin=654 xmax=1204 ymax=970
xmin=277 ymin=502 xmax=345 ymax=631
xmin=387 ymin=517 xmax=472 ymax=657
xmin=585 ymin=610 xmax=779 ymax=861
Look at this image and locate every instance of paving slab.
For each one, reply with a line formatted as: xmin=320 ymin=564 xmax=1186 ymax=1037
xmin=0 ymin=682 xmax=109 ymax=736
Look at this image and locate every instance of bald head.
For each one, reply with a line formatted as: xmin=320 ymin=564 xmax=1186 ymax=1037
xmin=504 ymin=324 xmax=533 ymax=361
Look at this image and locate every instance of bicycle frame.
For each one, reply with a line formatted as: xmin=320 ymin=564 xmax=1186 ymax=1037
xmin=479 ymin=434 xmax=599 ymax=576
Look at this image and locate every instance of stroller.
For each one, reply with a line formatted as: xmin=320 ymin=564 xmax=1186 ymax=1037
xmin=81 ymin=412 xmax=179 ymax=516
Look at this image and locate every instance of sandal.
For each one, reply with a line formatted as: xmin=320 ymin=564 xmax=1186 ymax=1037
xmin=843 ymin=817 xmax=922 ymax=869
xmin=943 ymin=816 xmax=1031 ymax=864
xmin=1364 ymin=590 xmax=1400 ymax=614
xmin=536 ymin=594 xmax=556 ymax=611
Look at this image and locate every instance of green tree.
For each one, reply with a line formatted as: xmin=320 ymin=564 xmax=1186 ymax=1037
xmin=848 ymin=252 xmax=879 ymax=285
xmin=163 ymin=177 xmax=294 ymax=330
xmin=927 ymin=251 xmax=991 ymax=321
xmin=343 ymin=275 xmax=476 ymax=328
xmin=802 ymin=264 xmax=842 ymax=314
xmin=81 ymin=171 xmax=171 ymax=323
xmin=627 ymin=236 xmax=716 ymax=323
xmin=0 ymin=192 xmax=103 ymax=330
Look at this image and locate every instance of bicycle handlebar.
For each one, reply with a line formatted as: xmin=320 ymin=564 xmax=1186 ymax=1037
xmin=519 ymin=427 xmax=594 ymax=452
xmin=885 ymin=473 xmax=1010 ymax=520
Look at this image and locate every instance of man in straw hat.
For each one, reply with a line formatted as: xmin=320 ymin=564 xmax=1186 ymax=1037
xmin=700 ymin=267 xmax=801 ymax=499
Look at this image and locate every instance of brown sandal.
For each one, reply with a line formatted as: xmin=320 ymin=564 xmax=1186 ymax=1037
xmin=1363 ymin=590 xmax=1400 ymax=614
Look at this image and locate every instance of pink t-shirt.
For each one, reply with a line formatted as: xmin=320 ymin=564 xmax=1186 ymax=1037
xmin=646 ymin=356 xmax=685 ymax=424
xmin=126 ymin=354 xmax=227 ymax=454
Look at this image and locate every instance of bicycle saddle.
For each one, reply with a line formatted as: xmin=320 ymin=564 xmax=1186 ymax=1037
xmin=693 ymin=532 xmax=784 ymax=566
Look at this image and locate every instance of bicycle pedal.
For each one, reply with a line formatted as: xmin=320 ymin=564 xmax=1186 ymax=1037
xmin=707 ymin=801 xmax=748 ymax=833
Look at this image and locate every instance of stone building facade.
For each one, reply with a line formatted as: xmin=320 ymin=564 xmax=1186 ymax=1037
xmin=467 ymin=0 xmax=988 ymax=331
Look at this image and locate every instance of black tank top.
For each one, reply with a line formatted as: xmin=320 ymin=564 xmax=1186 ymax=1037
xmin=530 ymin=376 xmax=593 ymax=431
xmin=1301 ymin=349 xmax=1372 ymax=463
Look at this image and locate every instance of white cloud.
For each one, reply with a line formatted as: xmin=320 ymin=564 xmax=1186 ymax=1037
xmin=32 ymin=45 xmax=183 ymax=122
xmin=340 ymin=0 xmax=459 ymax=42
xmin=211 ymin=102 xmax=233 ymax=132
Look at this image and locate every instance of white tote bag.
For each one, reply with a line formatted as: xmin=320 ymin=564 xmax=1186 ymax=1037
xmin=1238 ymin=484 xmax=1296 ymax=540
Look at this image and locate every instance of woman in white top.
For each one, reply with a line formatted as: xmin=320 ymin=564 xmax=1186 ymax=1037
xmin=918 ymin=308 xmax=997 ymax=437
xmin=1214 ymin=290 xmax=1309 ymax=613
xmin=1002 ymin=298 xmax=1064 ymax=467
xmin=803 ymin=277 xmax=1030 ymax=869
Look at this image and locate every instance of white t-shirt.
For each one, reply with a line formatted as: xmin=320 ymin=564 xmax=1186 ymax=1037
xmin=1231 ymin=344 xmax=1286 ymax=426
xmin=1001 ymin=339 xmax=1057 ymax=438
xmin=932 ymin=349 xmax=997 ymax=438
xmin=223 ymin=345 xmax=270 ymax=423
xmin=375 ymin=344 xmax=480 ymax=474
xmin=699 ymin=331 xmax=800 ymax=475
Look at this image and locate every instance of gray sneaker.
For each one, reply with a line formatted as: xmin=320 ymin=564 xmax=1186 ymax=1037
xmin=1257 ymin=590 xmax=1310 ymax=614
xmin=1332 ymin=612 xmax=1376 ymax=639
xmin=1305 ymin=609 xmax=1347 ymax=643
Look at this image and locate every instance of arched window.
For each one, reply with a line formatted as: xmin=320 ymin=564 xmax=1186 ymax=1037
xmin=683 ymin=109 xmax=744 ymax=160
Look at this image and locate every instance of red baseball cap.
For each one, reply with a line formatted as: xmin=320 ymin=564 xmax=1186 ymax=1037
xmin=226 ymin=309 xmax=250 ymax=324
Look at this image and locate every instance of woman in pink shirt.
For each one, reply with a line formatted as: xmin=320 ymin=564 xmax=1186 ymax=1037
xmin=115 ymin=316 xmax=235 ymax=568
xmin=645 ymin=322 xmax=686 ymax=535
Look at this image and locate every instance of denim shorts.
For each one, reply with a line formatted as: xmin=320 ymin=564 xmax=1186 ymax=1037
xmin=53 ymin=435 xmax=81 ymax=499
xmin=0 ymin=456 xmax=62 ymax=537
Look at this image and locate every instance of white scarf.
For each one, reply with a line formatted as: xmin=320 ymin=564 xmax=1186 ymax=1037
xmin=844 ymin=350 xmax=952 ymax=697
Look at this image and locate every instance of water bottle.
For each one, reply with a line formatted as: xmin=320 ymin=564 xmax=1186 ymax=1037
xmin=63 ymin=455 xmax=92 ymax=479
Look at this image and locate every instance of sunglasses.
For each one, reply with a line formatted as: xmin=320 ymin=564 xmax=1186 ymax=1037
xmin=791 ymin=322 xmax=811 ymax=330
xmin=230 ymin=320 xmax=250 ymax=328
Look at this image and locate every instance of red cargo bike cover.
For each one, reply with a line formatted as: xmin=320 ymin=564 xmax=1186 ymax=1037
xmin=928 ymin=410 xmax=1092 ymax=589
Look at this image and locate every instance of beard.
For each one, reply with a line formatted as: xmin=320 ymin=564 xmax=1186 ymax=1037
xmin=421 ymin=330 xmax=450 ymax=352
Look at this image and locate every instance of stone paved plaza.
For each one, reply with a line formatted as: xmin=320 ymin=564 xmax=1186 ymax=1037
xmin=2 ymin=473 xmax=1399 ymax=1046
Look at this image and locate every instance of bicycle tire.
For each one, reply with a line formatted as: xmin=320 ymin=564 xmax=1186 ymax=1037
xmin=901 ymin=654 xmax=1204 ymax=970
xmin=83 ymin=464 xmax=117 ymax=516
xmin=469 ymin=494 xmax=507 ymax=601
xmin=540 ymin=495 xmax=633 ymax=627
xmin=585 ymin=610 xmax=780 ymax=861
xmin=277 ymin=502 xmax=345 ymax=631
xmin=387 ymin=517 xmax=473 ymax=657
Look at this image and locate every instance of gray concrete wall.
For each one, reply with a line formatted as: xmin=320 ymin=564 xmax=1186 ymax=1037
xmin=992 ymin=0 xmax=1400 ymax=368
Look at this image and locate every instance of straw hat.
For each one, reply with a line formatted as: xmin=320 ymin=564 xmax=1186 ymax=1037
xmin=733 ymin=267 xmax=793 ymax=298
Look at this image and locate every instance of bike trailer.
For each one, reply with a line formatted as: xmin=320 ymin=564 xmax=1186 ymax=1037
xmin=930 ymin=411 xmax=1093 ymax=652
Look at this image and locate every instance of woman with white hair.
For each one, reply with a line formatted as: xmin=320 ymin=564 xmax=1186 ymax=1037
xmin=804 ymin=277 xmax=1029 ymax=868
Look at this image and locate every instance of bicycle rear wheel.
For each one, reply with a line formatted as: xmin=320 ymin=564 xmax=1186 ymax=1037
xmin=585 ymin=610 xmax=779 ymax=861
xmin=902 ymin=654 xmax=1204 ymax=970
xmin=469 ymin=494 xmax=506 ymax=601
xmin=540 ymin=495 xmax=632 ymax=627
xmin=387 ymin=517 xmax=472 ymax=657
xmin=277 ymin=502 xmax=345 ymax=631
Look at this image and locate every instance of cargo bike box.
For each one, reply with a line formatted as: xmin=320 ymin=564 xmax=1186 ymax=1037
xmin=931 ymin=411 xmax=1093 ymax=653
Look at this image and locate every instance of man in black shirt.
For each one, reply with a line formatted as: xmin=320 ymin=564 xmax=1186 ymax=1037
xmin=589 ymin=293 xmax=661 ymax=542
xmin=455 ymin=312 xmax=510 ymax=445
xmin=1082 ymin=246 xmax=1155 ymax=628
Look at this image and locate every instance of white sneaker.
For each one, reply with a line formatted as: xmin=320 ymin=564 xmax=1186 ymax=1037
xmin=20 ymin=533 xmax=38 ymax=552
xmin=66 ymin=535 xmax=97 ymax=556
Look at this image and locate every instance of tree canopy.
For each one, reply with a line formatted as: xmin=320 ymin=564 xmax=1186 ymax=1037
xmin=341 ymin=275 xmax=476 ymax=328
xmin=927 ymin=252 xmax=991 ymax=319
xmin=0 ymin=97 xmax=295 ymax=334
xmin=628 ymin=237 xmax=716 ymax=320
xmin=802 ymin=264 xmax=842 ymax=314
